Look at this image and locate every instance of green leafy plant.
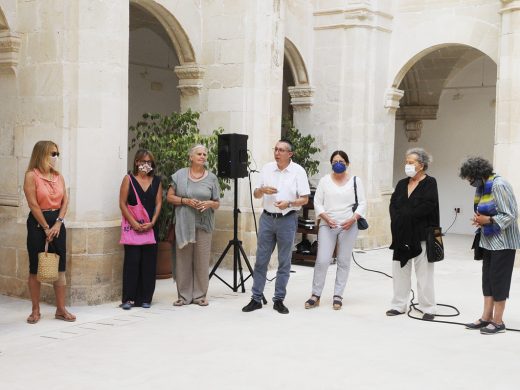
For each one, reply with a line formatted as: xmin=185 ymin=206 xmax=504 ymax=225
xmin=283 ymin=118 xmax=320 ymax=178
xmin=129 ymin=109 xmax=230 ymax=241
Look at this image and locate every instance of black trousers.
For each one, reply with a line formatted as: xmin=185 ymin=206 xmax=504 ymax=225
xmin=122 ymin=244 xmax=158 ymax=305
xmin=482 ymin=248 xmax=516 ymax=301
xmin=27 ymin=211 xmax=66 ymax=275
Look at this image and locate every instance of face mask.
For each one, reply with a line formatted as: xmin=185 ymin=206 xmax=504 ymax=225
xmin=50 ymin=156 xmax=59 ymax=167
xmin=138 ymin=162 xmax=153 ymax=174
xmin=405 ymin=164 xmax=416 ymax=178
xmin=332 ymin=161 xmax=347 ymax=174
xmin=470 ymin=178 xmax=483 ymax=188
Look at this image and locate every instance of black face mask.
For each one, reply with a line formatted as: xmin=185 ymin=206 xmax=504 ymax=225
xmin=470 ymin=178 xmax=484 ymax=188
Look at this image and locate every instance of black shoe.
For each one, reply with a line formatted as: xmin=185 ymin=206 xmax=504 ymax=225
xmin=480 ymin=322 xmax=506 ymax=335
xmin=422 ymin=313 xmax=435 ymax=321
xmin=242 ymin=299 xmax=262 ymax=312
xmin=386 ymin=309 xmax=404 ymax=316
xmin=465 ymin=318 xmax=491 ymax=329
xmin=273 ymin=300 xmax=289 ymax=314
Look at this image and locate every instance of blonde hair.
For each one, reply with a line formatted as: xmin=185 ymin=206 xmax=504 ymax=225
xmin=27 ymin=140 xmax=60 ymax=174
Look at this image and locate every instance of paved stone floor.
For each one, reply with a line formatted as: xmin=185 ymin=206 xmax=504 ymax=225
xmin=1 ymin=234 xmax=519 ymax=390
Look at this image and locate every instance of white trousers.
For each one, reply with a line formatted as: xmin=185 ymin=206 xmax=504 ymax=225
xmin=391 ymin=241 xmax=436 ymax=314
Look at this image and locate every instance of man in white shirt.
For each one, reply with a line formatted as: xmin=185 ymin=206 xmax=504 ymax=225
xmin=242 ymin=140 xmax=310 ymax=314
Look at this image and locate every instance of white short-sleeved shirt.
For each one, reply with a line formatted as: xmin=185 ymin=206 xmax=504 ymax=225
xmin=256 ymin=161 xmax=310 ymax=215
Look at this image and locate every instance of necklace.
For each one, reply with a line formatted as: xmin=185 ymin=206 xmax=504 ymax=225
xmin=190 ymin=168 xmax=205 ymax=180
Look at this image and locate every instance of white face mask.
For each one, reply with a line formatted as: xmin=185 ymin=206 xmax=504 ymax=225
xmin=138 ymin=162 xmax=153 ymax=174
xmin=405 ymin=164 xmax=416 ymax=178
xmin=50 ymin=155 xmax=59 ymax=167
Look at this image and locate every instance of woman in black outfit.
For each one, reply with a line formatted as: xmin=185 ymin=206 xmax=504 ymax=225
xmin=118 ymin=149 xmax=162 ymax=309
xmin=386 ymin=148 xmax=439 ymax=320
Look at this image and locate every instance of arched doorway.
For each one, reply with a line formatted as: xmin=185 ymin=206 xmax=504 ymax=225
xmin=392 ymin=45 xmax=497 ymax=234
xmin=128 ymin=3 xmax=180 ymax=168
xmin=281 ymin=38 xmax=313 ymax=137
xmin=128 ymin=1 xmax=201 ymax=169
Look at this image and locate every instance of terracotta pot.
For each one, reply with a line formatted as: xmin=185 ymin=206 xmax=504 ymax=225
xmin=156 ymin=241 xmax=173 ymax=279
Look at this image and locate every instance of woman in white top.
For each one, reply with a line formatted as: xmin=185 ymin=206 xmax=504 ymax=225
xmin=305 ymin=150 xmax=367 ymax=310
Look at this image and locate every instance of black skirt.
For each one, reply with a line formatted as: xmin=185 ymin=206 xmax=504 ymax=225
xmin=27 ymin=210 xmax=66 ymax=275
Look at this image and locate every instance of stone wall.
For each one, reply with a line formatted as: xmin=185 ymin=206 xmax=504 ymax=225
xmin=1 ymin=0 xmax=519 ymax=303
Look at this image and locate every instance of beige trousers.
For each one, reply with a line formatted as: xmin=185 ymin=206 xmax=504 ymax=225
xmin=175 ymin=228 xmax=212 ymax=304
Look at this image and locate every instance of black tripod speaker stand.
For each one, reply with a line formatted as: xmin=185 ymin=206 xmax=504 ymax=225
xmin=209 ymin=177 xmax=254 ymax=292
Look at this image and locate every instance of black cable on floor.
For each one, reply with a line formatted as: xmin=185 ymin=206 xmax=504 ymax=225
xmin=352 ymin=252 xmax=520 ymax=332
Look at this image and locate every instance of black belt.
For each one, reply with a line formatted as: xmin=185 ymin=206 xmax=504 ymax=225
xmin=263 ymin=210 xmax=296 ymax=219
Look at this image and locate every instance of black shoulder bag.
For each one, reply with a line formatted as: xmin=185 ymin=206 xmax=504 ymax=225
xmin=426 ymin=226 xmax=444 ymax=262
xmin=352 ymin=176 xmax=369 ymax=230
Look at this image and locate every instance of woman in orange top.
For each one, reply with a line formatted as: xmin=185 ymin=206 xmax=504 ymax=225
xmin=23 ymin=140 xmax=75 ymax=324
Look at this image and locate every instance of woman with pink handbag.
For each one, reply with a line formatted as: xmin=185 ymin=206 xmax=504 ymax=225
xmin=119 ymin=149 xmax=162 ymax=309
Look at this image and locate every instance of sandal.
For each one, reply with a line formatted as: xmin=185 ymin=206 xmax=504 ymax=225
xmin=173 ymin=299 xmax=185 ymax=307
xmin=55 ymin=311 xmax=76 ymax=322
xmin=305 ymin=295 xmax=320 ymax=309
xmin=333 ymin=296 xmax=343 ymax=310
xmin=195 ymin=298 xmax=209 ymax=306
xmin=465 ymin=318 xmax=491 ymax=330
xmin=27 ymin=312 xmax=41 ymax=324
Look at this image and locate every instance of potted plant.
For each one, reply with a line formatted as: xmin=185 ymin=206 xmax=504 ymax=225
xmin=129 ymin=109 xmax=230 ymax=278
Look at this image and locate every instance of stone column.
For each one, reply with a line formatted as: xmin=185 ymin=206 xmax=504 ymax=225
xmin=199 ymin=0 xmax=285 ymax=266
xmin=0 ymin=1 xmax=129 ymax=304
xmin=495 ymin=1 xmax=520 ymax=192
xmin=65 ymin=1 xmax=129 ymax=304
xmin=312 ymin=1 xmax=394 ymax=247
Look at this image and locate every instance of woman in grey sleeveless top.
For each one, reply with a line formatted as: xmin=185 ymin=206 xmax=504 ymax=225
xmin=167 ymin=144 xmax=220 ymax=306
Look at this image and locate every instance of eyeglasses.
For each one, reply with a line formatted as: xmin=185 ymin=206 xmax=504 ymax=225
xmin=51 ymin=152 xmax=60 ymax=157
xmin=273 ymin=148 xmax=289 ymax=153
xmin=139 ymin=160 xmax=152 ymax=164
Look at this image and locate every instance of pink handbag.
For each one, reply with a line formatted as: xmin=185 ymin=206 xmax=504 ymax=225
xmin=119 ymin=175 xmax=156 ymax=245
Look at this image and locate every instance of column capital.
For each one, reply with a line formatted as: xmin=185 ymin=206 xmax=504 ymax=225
xmin=384 ymin=87 xmax=404 ymax=112
xmin=288 ymin=85 xmax=315 ymax=111
xmin=500 ymin=0 xmax=520 ymax=13
xmin=0 ymin=31 xmax=21 ymax=74
xmin=174 ymin=64 xmax=206 ymax=96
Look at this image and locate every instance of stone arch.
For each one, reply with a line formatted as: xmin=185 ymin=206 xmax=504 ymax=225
xmin=284 ymin=38 xmax=309 ymax=86
xmin=129 ymin=0 xmax=196 ymax=65
xmin=0 ymin=7 xmax=8 ymax=30
xmin=388 ymin=15 xmax=498 ymax=94
xmin=283 ymin=38 xmax=313 ymax=113
xmin=391 ymin=43 xmax=492 ymax=90
xmin=389 ymin=42 xmax=497 ymax=235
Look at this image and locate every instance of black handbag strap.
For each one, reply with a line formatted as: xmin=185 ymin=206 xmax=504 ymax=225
xmin=352 ymin=176 xmax=359 ymax=212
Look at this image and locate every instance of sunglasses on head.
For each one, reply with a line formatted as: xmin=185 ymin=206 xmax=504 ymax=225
xmin=51 ymin=152 xmax=60 ymax=157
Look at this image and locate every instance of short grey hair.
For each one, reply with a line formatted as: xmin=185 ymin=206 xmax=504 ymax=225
xmin=189 ymin=144 xmax=207 ymax=157
xmin=406 ymin=147 xmax=432 ymax=171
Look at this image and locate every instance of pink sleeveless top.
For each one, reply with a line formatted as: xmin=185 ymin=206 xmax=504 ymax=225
xmin=33 ymin=169 xmax=64 ymax=210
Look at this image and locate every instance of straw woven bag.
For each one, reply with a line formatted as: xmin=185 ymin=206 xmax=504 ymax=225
xmin=37 ymin=241 xmax=59 ymax=283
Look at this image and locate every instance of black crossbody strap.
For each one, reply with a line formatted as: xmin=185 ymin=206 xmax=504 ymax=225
xmin=354 ymin=176 xmax=358 ymax=206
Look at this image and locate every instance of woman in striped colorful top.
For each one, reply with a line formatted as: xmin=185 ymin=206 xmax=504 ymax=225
xmin=459 ymin=157 xmax=520 ymax=335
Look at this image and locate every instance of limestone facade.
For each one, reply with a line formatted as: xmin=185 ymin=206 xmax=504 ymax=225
xmin=0 ymin=0 xmax=517 ymax=303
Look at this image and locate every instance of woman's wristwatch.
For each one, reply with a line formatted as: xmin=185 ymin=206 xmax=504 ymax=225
xmin=56 ymin=217 xmax=65 ymax=223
